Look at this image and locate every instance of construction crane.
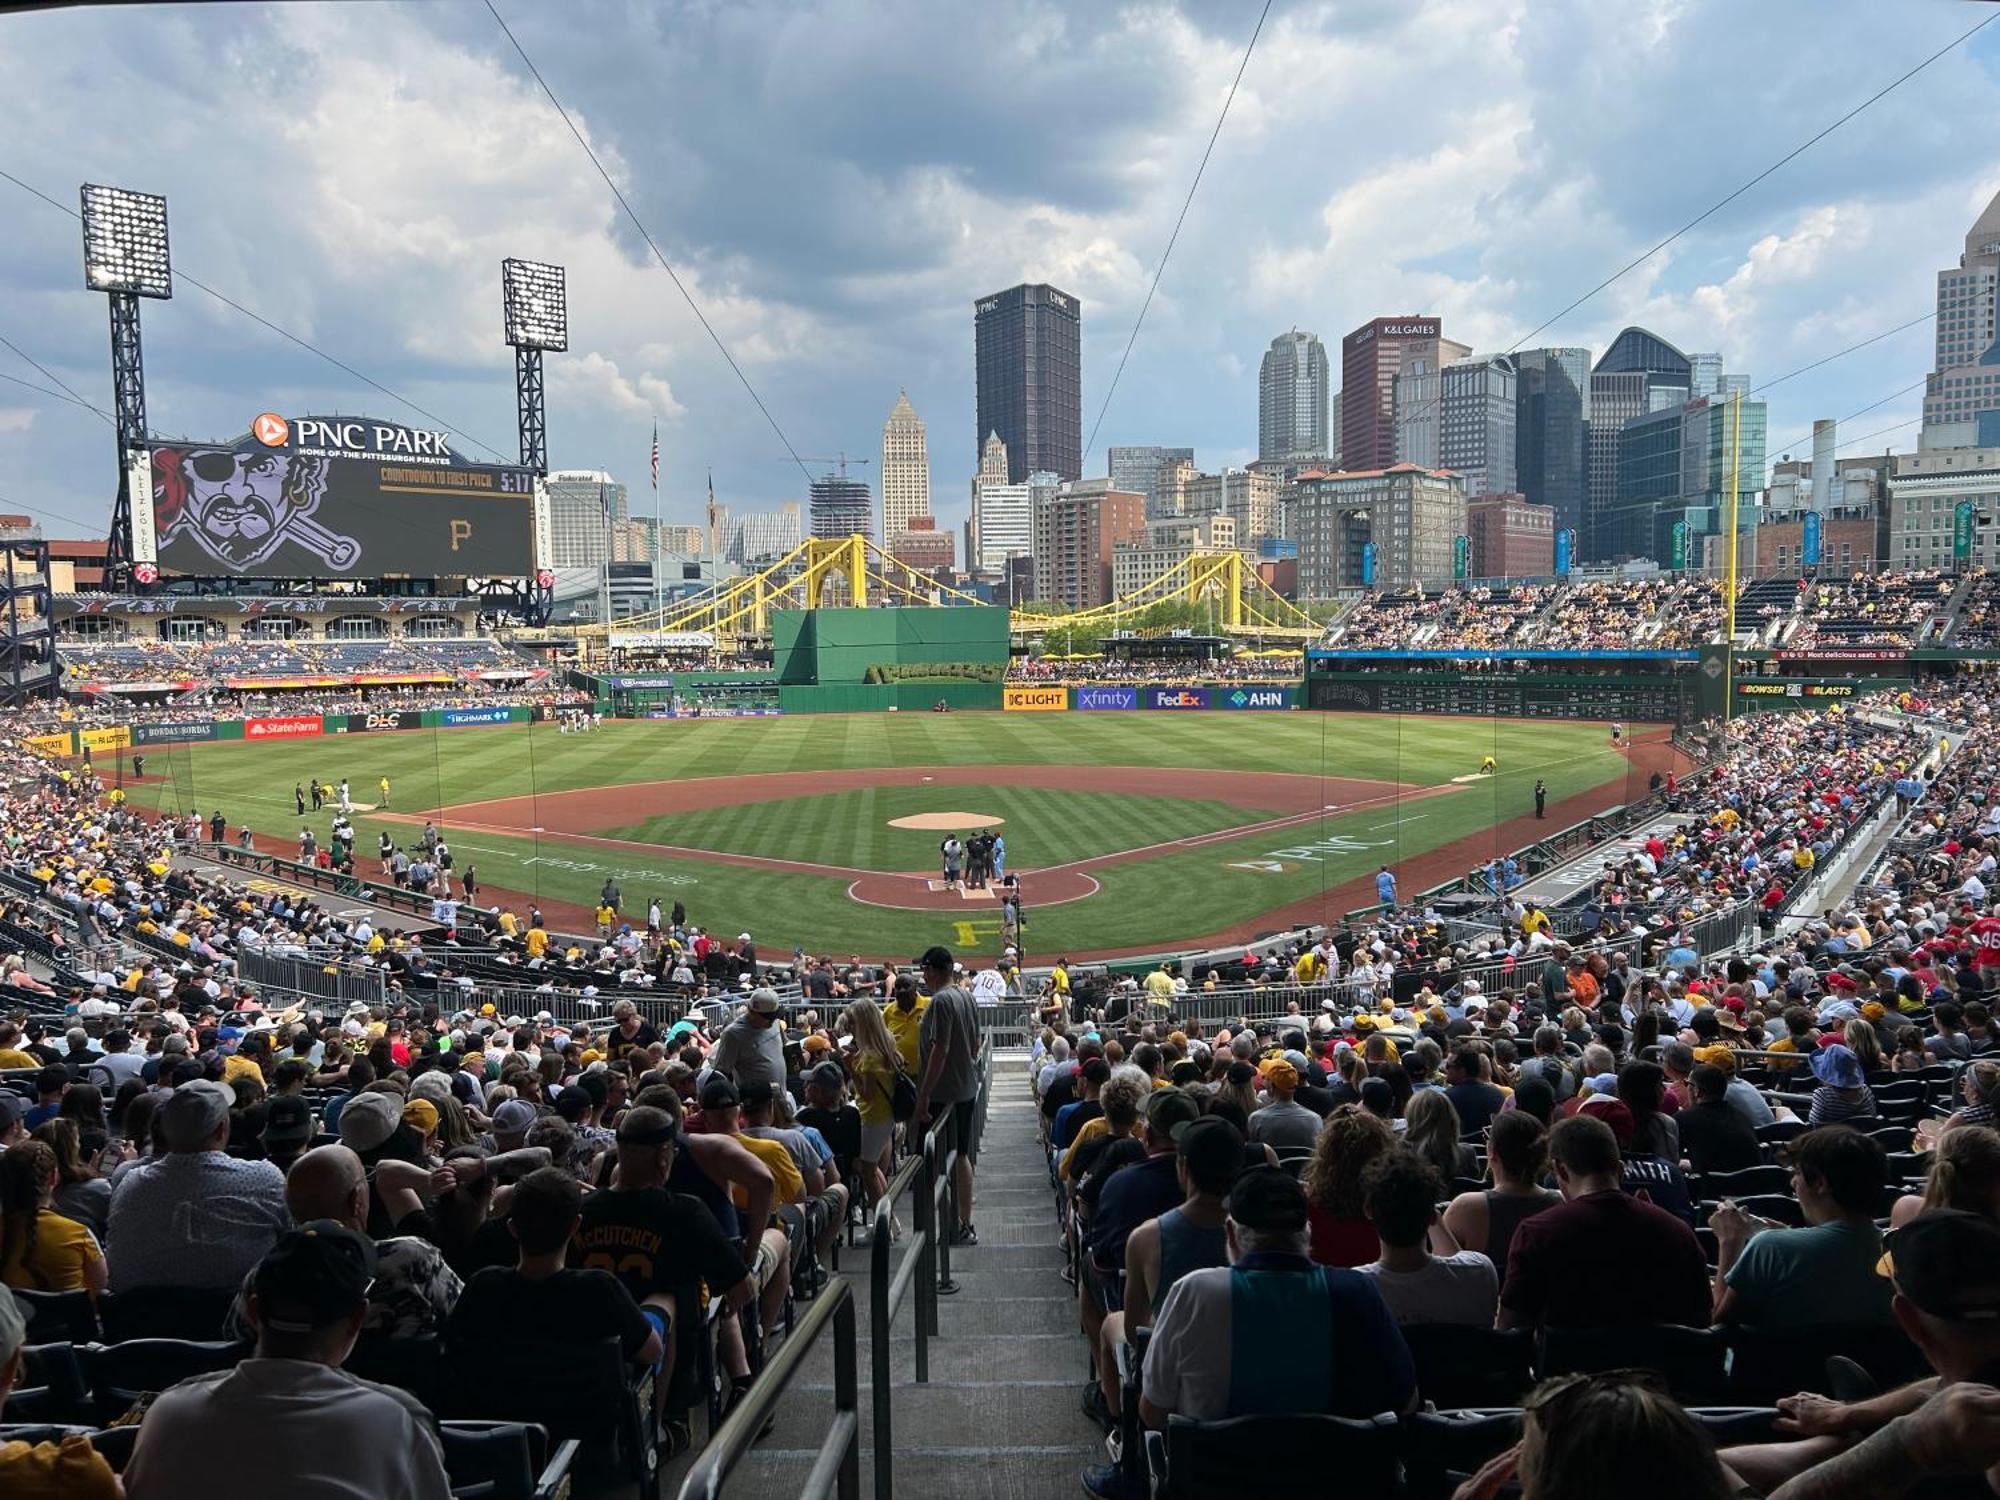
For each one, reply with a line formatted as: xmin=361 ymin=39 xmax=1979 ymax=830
xmin=793 ymin=453 xmax=872 ymax=478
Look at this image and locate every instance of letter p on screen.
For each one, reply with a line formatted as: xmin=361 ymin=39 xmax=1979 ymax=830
xmin=449 ymin=519 xmax=472 ymax=551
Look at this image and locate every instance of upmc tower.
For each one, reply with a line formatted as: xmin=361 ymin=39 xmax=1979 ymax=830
xmin=974 ymin=283 xmax=1082 ymax=483
xmin=1341 ymin=317 xmax=1466 ymax=472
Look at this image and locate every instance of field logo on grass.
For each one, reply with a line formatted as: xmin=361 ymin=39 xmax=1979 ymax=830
xmin=1146 ymin=687 xmax=1210 ymax=711
xmin=1003 ymin=686 xmax=1068 ymax=712
xmin=1262 ymin=834 xmax=1392 ymax=861
xmin=1222 ymin=688 xmax=1290 ymax=711
xmin=441 ymin=706 xmax=513 ymax=727
xmin=519 ymin=856 xmax=698 ymax=887
xmin=245 ymin=715 xmax=322 ymax=740
xmin=1075 ymin=685 xmax=1139 ymax=711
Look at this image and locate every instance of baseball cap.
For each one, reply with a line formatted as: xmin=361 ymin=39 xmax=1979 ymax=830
xmin=261 ymin=1093 xmax=315 ymax=1145
xmin=0 ymin=1094 xmax=23 ymax=1134
xmin=1176 ymin=1116 xmax=1244 ymax=1179
xmin=409 ymin=1071 xmax=455 ymax=1105
xmin=159 ymin=1079 xmax=236 ymax=1151
xmin=1264 ymin=1059 xmax=1300 ymax=1093
xmin=808 ymin=1061 xmax=846 ymax=1093
xmin=1883 ymin=1209 xmax=2000 ymax=1319
xmin=402 ymin=1098 xmax=440 ymax=1138
xmin=251 ymin=1223 xmax=378 ymax=1333
xmin=337 ymin=1091 xmax=404 ymax=1153
xmin=615 ymin=1105 xmax=679 ymax=1147
xmin=491 ymin=1098 xmax=540 ymax=1139
xmin=738 ymin=1080 xmax=777 ymax=1112
xmin=1144 ymin=1085 xmax=1202 ymax=1141
xmin=747 ymin=988 xmax=782 ymax=1016
xmin=917 ymin=945 xmax=954 ymax=972
xmin=1227 ymin=1166 xmax=1310 ymax=1234
xmin=699 ymin=1075 xmax=741 ymax=1111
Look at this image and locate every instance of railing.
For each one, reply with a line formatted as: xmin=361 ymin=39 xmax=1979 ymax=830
xmin=868 ymin=1154 xmax=931 ymax=1500
xmin=677 ymin=1276 xmax=861 ymax=1500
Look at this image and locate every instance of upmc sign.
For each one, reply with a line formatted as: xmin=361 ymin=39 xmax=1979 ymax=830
xmin=1146 ymin=687 xmax=1211 ymax=710
xmin=244 ymin=715 xmax=323 ymax=740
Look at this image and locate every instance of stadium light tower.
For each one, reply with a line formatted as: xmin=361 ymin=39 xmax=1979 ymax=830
xmin=501 ymin=257 xmax=566 ymax=475
xmin=80 ymin=183 xmax=172 ymax=585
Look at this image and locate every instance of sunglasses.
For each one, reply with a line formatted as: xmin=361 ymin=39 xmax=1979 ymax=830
xmin=1522 ymin=1367 xmax=1666 ymax=1420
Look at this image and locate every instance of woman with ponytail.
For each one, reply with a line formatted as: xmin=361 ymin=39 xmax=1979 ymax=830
xmin=1891 ymin=1122 xmax=2000 ymax=1227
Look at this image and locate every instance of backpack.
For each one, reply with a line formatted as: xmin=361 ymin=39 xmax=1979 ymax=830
xmin=890 ymin=1065 xmax=918 ymax=1123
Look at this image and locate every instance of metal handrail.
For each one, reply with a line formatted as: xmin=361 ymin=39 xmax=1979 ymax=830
xmin=869 ymin=1153 xmax=931 ymax=1500
xmin=677 ymin=1275 xmax=860 ymax=1500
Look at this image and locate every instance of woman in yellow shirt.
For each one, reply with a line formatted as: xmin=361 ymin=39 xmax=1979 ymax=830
xmin=0 ymin=1141 xmax=106 ymax=1296
xmin=844 ymin=998 xmax=903 ymax=1231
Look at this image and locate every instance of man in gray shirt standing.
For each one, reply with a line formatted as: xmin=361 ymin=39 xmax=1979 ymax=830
xmin=913 ymin=945 xmax=982 ymax=1245
xmin=710 ymin=988 xmax=787 ymax=1091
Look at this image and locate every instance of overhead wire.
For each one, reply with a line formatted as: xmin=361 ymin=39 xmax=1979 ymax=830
xmin=480 ymin=0 xmax=815 ymax=484
xmin=1083 ymin=0 xmax=1272 ymax=468
xmin=0 ymin=165 xmax=511 ymax=460
xmin=0 ymin=367 xmax=112 ymax=421
xmin=0 ymin=332 xmax=112 ymax=423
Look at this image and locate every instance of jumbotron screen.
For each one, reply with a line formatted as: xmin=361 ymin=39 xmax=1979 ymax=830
xmin=131 ymin=413 xmax=547 ymax=579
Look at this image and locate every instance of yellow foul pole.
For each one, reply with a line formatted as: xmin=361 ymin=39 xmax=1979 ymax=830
xmin=1723 ymin=388 xmax=1743 ymax=721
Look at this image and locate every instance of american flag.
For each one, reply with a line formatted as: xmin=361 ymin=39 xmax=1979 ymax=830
xmin=650 ymin=421 xmax=659 ymax=490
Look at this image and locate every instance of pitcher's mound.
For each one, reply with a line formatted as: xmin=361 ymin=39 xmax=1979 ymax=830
xmin=888 ymin=811 xmax=1006 ymax=831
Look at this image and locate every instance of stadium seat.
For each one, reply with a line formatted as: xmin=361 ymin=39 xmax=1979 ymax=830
xmin=1401 ymin=1408 xmax=1523 ymax=1500
xmin=1726 ymin=1324 xmax=1931 ymax=1406
xmin=1865 ymin=1124 xmax=1914 ymax=1154
xmin=1149 ymin=1411 xmax=1401 ymax=1500
xmin=11 ymin=1287 xmax=99 ymax=1344
xmin=80 ymin=1338 xmax=250 ymax=1425
xmin=1754 ymin=1121 xmax=1808 ymax=1148
xmin=1686 ymin=1407 xmax=1785 ymax=1446
xmin=437 ymin=1420 xmax=579 ymax=1500
xmin=1402 ymin=1324 xmax=1534 ymax=1409
xmin=1537 ymin=1325 xmax=1729 ymax=1404
xmin=1695 ymin=1165 xmax=1792 ymax=1199
xmin=437 ymin=1336 xmax=659 ymax=1500
xmin=10 ymin=1343 xmax=91 ymax=1425
xmin=1885 ymin=1152 xmax=1931 ymax=1188
xmin=99 ymin=1285 xmax=238 ymax=1343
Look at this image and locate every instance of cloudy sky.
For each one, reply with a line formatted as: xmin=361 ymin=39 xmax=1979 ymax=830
xmin=1 ymin=0 xmax=1995 ymax=549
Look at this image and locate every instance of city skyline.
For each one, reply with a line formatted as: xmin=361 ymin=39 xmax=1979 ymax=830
xmin=0 ymin=1 xmax=1989 ymax=552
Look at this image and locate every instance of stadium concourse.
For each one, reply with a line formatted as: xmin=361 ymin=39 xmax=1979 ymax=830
xmin=0 ymin=671 xmax=1997 ymax=1495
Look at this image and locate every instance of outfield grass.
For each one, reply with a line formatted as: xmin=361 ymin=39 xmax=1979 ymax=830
xmin=120 ymin=713 xmax=1645 ymax=956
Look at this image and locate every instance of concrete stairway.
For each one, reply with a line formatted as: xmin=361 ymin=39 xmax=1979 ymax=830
xmin=656 ymin=1050 xmax=1103 ymax=1498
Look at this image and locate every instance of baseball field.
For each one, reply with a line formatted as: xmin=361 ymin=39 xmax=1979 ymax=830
xmin=116 ymin=713 xmax=1683 ymax=960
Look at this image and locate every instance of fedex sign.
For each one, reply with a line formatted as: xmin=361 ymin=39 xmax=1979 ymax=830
xmin=1146 ymin=687 xmax=1211 ymax=710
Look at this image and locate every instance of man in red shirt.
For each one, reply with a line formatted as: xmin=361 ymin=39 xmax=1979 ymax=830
xmin=1499 ymin=1114 xmax=1710 ymax=1330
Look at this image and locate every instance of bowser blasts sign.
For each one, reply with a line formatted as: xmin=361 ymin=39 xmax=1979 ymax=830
xmin=133 ymin=413 xmax=542 ymax=580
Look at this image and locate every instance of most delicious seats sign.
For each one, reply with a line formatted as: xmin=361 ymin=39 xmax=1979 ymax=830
xmin=130 ymin=413 xmax=546 ymax=580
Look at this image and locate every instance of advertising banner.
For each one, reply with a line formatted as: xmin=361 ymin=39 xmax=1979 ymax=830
xmin=1074 ymin=685 xmax=1140 ymax=711
xmin=134 ymin=720 xmax=219 ymax=746
xmin=1670 ymin=519 xmax=1689 ymax=570
xmin=1360 ymin=542 xmax=1376 ymax=586
xmin=77 ymin=726 xmax=132 ymax=753
xmin=1002 ymin=685 xmax=1069 ymax=712
xmin=1555 ymin=528 xmax=1574 ymax=577
xmin=1218 ymin=686 xmax=1292 ymax=710
xmin=139 ymin=413 xmax=538 ymax=580
xmin=1307 ymin=679 xmax=1381 ymax=711
xmin=1802 ymin=510 xmax=1823 ymax=568
xmin=610 ymin=631 xmax=715 ymax=650
xmin=347 ymin=712 xmax=424 ymax=734
xmin=438 ymin=705 xmax=517 ymax=727
xmin=1957 ymin=500 xmax=1976 ymax=562
xmin=1452 ymin=534 xmax=1470 ymax=581
xmin=21 ymin=732 xmax=72 ymax=758
xmin=1146 ymin=687 xmax=1211 ymax=711
xmin=244 ymin=715 xmax=324 ymax=741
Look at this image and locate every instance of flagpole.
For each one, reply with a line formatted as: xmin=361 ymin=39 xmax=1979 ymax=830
xmin=652 ymin=419 xmax=663 ymax=619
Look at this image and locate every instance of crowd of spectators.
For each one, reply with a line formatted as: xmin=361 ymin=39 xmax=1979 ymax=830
xmin=1006 ymin=653 xmax=1301 ymax=684
xmin=1783 ymin=571 xmax=1954 ymax=651
xmin=60 ymin=637 xmax=531 ymax=689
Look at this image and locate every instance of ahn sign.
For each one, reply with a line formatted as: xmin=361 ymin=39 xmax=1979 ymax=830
xmin=1221 ymin=687 xmax=1291 ymax=710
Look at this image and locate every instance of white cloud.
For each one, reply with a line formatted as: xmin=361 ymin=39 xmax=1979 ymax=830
xmin=550 ymin=352 xmax=686 ymax=422
xmin=0 ymin=410 xmax=36 ymax=435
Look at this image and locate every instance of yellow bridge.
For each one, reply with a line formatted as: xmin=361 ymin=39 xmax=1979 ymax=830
xmin=565 ymin=534 xmax=1319 ymax=644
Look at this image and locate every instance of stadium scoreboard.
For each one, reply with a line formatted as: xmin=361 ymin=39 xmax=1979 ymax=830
xmin=127 ymin=413 xmax=550 ymax=580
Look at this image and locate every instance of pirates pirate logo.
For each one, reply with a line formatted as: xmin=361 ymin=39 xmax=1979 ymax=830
xmin=151 ymin=444 xmax=361 ymax=572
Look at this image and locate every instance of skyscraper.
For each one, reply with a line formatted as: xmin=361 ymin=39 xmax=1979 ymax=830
xmin=1108 ymin=445 xmax=1196 ymax=518
xmin=880 ymin=389 xmax=929 ymax=544
xmin=1341 ymin=319 xmax=1468 ymax=472
xmin=970 ymin=430 xmax=1031 ymax=573
xmin=1439 ymin=356 xmax=1518 ymax=497
xmin=1922 ymin=188 xmax=2000 ymax=444
xmin=1259 ymin=330 xmax=1330 ymax=463
xmin=1587 ymin=328 xmax=1693 ymax=560
xmin=1607 ymin=394 xmax=1766 ymax=566
xmin=808 ymin=474 xmax=872 ymax=539
xmin=1513 ymin=348 xmax=1591 ymax=537
xmin=974 ymin=283 xmax=1082 ymax=482
xmin=544 ymin=469 xmax=629 ymax=568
